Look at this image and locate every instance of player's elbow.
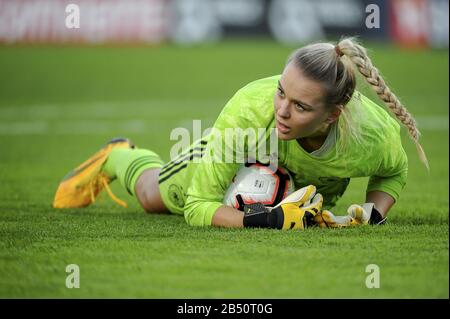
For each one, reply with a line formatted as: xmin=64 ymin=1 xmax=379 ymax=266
xmin=183 ymin=196 xmax=221 ymax=227
xmin=183 ymin=199 xmax=208 ymax=227
xmin=183 ymin=208 xmax=203 ymax=227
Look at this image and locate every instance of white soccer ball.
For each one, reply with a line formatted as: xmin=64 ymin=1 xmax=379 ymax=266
xmin=223 ymin=163 xmax=295 ymax=210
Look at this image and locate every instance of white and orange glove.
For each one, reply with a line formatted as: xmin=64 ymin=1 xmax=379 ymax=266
xmin=314 ymin=203 xmax=386 ymax=228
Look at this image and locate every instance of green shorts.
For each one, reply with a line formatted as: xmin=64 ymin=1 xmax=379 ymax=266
xmin=157 ymin=153 xmax=199 ymax=216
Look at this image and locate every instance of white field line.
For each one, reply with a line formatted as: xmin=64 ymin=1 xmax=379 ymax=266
xmin=415 ymin=116 xmax=449 ymax=131
xmin=0 ymin=100 xmax=224 ymax=120
xmin=0 ymin=101 xmax=447 ymax=135
xmin=0 ymin=100 xmax=220 ymax=135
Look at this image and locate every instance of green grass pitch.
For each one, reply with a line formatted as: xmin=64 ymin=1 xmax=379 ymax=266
xmin=0 ymin=41 xmax=448 ymax=298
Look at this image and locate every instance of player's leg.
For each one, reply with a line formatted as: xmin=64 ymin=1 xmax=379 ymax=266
xmin=53 ymin=138 xmax=135 ymax=208
xmin=133 ymin=137 xmax=204 ymax=217
xmin=53 ymin=138 xmax=166 ymax=211
xmin=101 ymin=146 xmax=167 ymax=212
xmin=134 ymin=168 xmax=169 ymax=214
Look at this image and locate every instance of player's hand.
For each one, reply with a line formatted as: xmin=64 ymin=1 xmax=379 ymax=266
xmin=272 ymin=184 xmax=317 ymax=209
xmin=314 ymin=203 xmax=386 ymax=228
xmin=314 ymin=210 xmax=357 ymax=228
xmin=271 ymin=185 xmax=323 ymax=230
xmin=243 ymin=185 xmax=323 ymax=230
xmin=347 ymin=203 xmax=386 ymax=225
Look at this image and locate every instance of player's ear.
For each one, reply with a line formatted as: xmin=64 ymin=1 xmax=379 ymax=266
xmin=326 ymin=105 xmax=342 ymax=124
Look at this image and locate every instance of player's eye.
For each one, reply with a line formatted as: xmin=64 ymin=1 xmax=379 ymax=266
xmin=277 ymin=87 xmax=284 ymax=97
xmin=294 ymin=102 xmax=306 ymax=111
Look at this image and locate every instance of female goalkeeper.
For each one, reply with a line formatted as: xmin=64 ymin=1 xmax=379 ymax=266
xmin=53 ymin=38 xmax=428 ymax=230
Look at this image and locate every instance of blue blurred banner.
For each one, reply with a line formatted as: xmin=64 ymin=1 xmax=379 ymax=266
xmin=0 ymin=0 xmax=447 ymax=47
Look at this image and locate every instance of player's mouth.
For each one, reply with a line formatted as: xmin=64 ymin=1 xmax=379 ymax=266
xmin=276 ymin=119 xmax=291 ymax=134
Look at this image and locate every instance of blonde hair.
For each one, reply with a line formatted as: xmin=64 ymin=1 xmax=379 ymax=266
xmin=288 ymin=38 xmax=429 ymax=170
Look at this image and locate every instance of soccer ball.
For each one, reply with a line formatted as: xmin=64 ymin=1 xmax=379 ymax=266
xmin=223 ymin=162 xmax=295 ymax=210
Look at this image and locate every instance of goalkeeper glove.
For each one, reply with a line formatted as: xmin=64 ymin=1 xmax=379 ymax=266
xmin=314 ymin=203 xmax=386 ymax=228
xmin=314 ymin=210 xmax=357 ymax=228
xmin=242 ymin=185 xmax=323 ymax=230
xmin=347 ymin=203 xmax=386 ymax=225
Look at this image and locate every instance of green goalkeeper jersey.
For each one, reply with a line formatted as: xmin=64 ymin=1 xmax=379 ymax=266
xmin=158 ymin=75 xmax=408 ymax=226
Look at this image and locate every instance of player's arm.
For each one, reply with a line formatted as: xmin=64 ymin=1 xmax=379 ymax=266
xmin=186 ymin=157 xmax=324 ymax=230
xmin=366 ymin=190 xmax=395 ymax=218
xmin=212 ymin=185 xmax=322 ymax=230
xmin=361 ymin=130 xmax=408 ymax=224
xmin=349 ymin=118 xmax=409 ymax=226
xmin=316 ymin=135 xmax=408 ymax=228
xmin=316 ymin=176 xmax=403 ymax=228
xmin=212 ymin=205 xmax=244 ymax=228
xmin=340 ymin=190 xmax=395 ymax=227
xmin=349 ymin=170 xmax=406 ymax=225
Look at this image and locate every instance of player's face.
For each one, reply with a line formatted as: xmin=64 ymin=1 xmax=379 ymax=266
xmin=274 ymin=62 xmax=333 ymax=140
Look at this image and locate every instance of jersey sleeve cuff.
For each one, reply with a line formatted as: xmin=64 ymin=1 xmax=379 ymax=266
xmin=184 ymin=201 xmax=223 ymax=227
xmin=366 ymin=175 xmax=406 ymax=202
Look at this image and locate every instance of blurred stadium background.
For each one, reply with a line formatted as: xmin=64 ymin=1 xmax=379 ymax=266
xmin=0 ymin=0 xmax=448 ymax=47
xmin=0 ymin=0 xmax=448 ymax=298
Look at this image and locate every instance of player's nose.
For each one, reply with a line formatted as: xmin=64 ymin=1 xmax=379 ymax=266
xmin=277 ymin=100 xmax=290 ymax=119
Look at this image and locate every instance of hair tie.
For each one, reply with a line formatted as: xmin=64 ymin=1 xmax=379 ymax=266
xmin=335 ymin=46 xmax=344 ymax=57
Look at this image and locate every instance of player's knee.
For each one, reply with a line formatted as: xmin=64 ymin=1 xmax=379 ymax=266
xmin=141 ymin=192 xmax=164 ymax=213
xmin=135 ymin=169 xmax=168 ymax=214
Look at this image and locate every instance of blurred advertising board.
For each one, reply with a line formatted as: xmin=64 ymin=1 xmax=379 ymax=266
xmin=0 ymin=0 xmax=168 ymax=44
xmin=0 ymin=0 xmax=447 ymax=48
xmin=389 ymin=0 xmax=448 ymax=48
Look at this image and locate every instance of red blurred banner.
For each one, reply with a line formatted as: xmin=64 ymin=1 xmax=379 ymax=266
xmin=389 ymin=0 xmax=429 ymax=47
xmin=0 ymin=0 xmax=169 ymax=44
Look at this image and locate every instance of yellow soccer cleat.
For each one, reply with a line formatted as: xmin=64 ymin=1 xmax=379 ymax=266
xmin=53 ymin=138 xmax=135 ymax=209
